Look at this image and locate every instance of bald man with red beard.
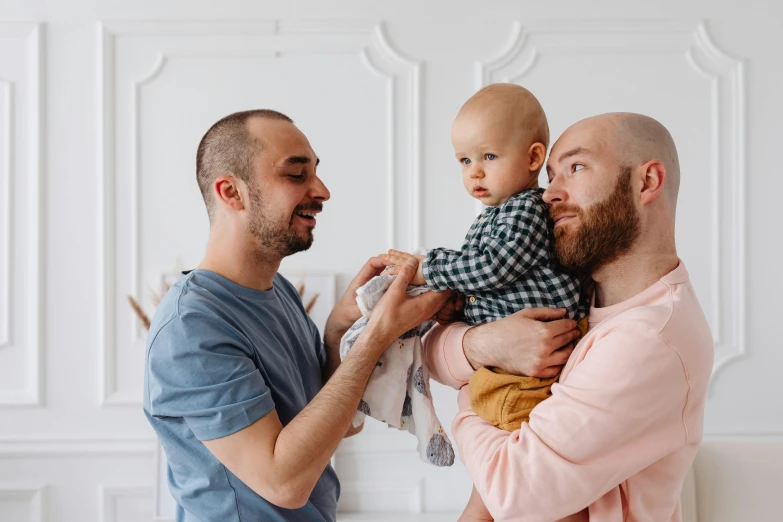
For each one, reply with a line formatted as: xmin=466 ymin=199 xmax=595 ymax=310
xmin=423 ymin=113 xmax=713 ymax=522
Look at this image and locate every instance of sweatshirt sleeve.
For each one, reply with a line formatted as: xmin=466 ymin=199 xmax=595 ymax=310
xmin=422 ymin=323 xmax=476 ymax=389
xmin=452 ymin=326 xmax=691 ymax=521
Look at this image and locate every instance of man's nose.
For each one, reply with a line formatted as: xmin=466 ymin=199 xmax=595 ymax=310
xmin=543 ymin=177 xmax=564 ymax=204
xmin=310 ymin=174 xmax=330 ymax=202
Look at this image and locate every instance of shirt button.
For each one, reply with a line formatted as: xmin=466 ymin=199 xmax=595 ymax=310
xmin=479 ymin=216 xmax=485 ymax=223
xmin=469 ymin=296 xmax=477 ymax=303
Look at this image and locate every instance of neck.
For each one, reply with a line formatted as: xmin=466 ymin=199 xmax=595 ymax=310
xmin=591 ymin=231 xmax=679 ymax=308
xmin=197 ymin=222 xmax=281 ymax=292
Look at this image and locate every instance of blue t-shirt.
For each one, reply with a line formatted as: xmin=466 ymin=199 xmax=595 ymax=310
xmin=143 ymin=269 xmax=339 ymax=522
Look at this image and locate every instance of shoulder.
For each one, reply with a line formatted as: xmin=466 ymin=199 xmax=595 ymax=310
xmin=503 ymin=188 xmax=546 ymax=208
xmin=273 ymin=272 xmax=300 ymax=300
xmin=146 ymin=272 xmax=246 ymax=356
xmin=273 ymin=273 xmax=310 ymax=316
xmin=496 ymin=189 xmax=548 ymax=223
xmin=584 ymin=323 xmax=688 ymax=391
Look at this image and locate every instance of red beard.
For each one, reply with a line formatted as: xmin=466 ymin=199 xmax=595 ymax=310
xmin=550 ymin=166 xmax=640 ymax=274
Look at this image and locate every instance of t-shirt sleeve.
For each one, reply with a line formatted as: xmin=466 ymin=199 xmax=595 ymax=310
xmin=145 ymin=311 xmax=276 ymax=441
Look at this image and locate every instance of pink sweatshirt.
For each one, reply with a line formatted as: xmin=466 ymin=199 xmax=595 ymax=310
xmin=424 ymin=262 xmax=713 ymax=522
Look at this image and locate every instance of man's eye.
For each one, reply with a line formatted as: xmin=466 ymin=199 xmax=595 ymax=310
xmin=485 ymin=154 xmax=497 ymax=160
xmin=461 ymin=158 xmax=471 ymax=165
xmin=573 ymin=164 xmax=584 ymax=173
xmin=288 ymin=174 xmax=305 ymax=181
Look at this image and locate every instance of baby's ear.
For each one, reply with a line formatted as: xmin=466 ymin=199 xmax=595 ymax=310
xmin=528 ymin=142 xmax=547 ymax=172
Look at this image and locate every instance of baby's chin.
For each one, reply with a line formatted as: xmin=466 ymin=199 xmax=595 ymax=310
xmin=474 ymin=194 xmax=507 ymax=207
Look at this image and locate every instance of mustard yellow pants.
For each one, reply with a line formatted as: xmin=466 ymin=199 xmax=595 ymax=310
xmin=469 ymin=317 xmax=589 ymax=431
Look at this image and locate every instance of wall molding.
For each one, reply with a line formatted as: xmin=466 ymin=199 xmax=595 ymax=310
xmin=0 ymin=483 xmax=46 ymax=522
xmin=338 ymin=479 xmax=424 ymax=514
xmin=0 ymin=78 xmax=11 ymax=350
xmin=0 ymin=438 xmax=157 ymax=458
xmin=97 ymin=19 xmax=421 ymax=407
xmin=0 ymin=22 xmax=43 ymax=407
xmin=100 ymin=485 xmax=154 ymax=522
xmin=702 ymin=432 xmax=783 ymax=443
xmin=475 ymin=20 xmax=746 ymax=389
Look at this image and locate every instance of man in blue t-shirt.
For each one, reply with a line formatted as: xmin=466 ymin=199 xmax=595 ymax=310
xmin=143 ymin=109 xmax=451 ymax=522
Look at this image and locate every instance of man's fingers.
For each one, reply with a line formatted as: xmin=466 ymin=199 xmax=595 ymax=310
xmin=538 ymin=365 xmax=562 ymax=379
xmin=413 ymin=289 xmax=452 ymax=314
xmin=549 ymin=328 xmax=581 ymax=350
xmin=544 ymin=343 xmax=574 ymax=367
xmin=519 ymin=307 xmax=567 ymax=321
xmin=346 ymin=256 xmax=388 ymax=295
xmin=544 ymin=317 xmax=578 ymax=338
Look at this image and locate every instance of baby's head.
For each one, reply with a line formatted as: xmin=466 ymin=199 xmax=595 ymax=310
xmin=451 ymin=83 xmax=549 ymax=207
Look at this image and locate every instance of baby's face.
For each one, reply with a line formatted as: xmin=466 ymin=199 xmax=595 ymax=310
xmin=451 ymin=111 xmax=540 ymax=207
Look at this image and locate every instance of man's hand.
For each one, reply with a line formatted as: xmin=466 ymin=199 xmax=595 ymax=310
xmin=458 ymin=486 xmax=494 ymax=522
xmin=463 ymin=308 xmax=580 ymax=378
xmin=436 ymin=293 xmax=465 ymax=325
xmin=368 ymin=256 xmax=452 ymax=346
xmin=323 ymin=256 xmax=389 ymax=350
xmin=382 ymin=250 xmax=426 ymax=286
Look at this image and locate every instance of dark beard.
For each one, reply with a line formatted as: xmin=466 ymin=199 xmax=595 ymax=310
xmin=246 ymin=182 xmax=316 ymax=257
xmin=551 ymin=166 xmax=640 ymax=274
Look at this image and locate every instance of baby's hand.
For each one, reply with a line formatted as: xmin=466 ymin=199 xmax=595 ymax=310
xmin=382 ymin=250 xmax=426 ymax=286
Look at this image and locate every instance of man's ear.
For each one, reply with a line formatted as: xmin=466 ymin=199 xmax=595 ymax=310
xmin=638 ymin=160 xmax=667 ymax=206
xmin=528 ymin=142 xmax=547 ymax=173
xmin=214 ymin=175 xmax=247 ymax=212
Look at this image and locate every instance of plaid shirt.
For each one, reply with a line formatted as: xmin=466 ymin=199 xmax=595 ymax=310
xmin=423 ymin=188 xmax=585 ymax=325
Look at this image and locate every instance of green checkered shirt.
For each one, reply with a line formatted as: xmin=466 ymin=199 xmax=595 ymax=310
xmin=423 ymin=188 xmax=585 ymax=325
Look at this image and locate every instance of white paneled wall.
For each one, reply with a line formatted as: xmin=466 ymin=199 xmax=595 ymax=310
xmin=0 ymin=22 xmax=41 ymax=407
xmin=0 ymin=0 xmax=781 ymax=520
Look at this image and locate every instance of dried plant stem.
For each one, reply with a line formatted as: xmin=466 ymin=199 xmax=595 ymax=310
xmin=305 ymin=294 xmax=319 ymax=314
xmin=127 ymin=295 xmax=151 ymax=331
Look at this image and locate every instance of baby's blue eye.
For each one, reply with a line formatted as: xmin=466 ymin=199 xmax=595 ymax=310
xmin=486 ymin=154 xmax=496 ymax=160
xmin=461 ymin=158 xmax=471 ymax=165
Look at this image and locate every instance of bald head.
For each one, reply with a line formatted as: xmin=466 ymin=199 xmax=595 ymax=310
xmin=196 ymin=109 xmax=293 ymax=221
xmin=592 ymin=112 xmax=680 ymax=206
xmin=457 ymin=83 xmax=550 ymax=148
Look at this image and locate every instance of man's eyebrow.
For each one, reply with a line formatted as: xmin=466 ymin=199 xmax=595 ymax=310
xmin=283 ymin=156 xmax=320 ymax=167
xmin=557 ymin=147 xmax=592 ymax=162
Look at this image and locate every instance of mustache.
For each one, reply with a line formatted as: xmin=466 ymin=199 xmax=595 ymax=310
xmin=294 ymin=202 xmax=323 ymax=213
xmin=549 ymin=204 xmax=583 ymax=220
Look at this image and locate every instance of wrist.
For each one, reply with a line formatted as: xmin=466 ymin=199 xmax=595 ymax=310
xmin=463 ymin=324 xmax=490 ymax=370
xmin=358 ymin=319 xmax=396 ymax=356
xmin=323 ymin=326 xmax=341 ymax=353
xmin=324 ymin=310 xmax=352 ymax=350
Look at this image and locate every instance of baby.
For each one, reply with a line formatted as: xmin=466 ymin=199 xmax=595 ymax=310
xmin=385 ymin=83 xmax=588 ymax=520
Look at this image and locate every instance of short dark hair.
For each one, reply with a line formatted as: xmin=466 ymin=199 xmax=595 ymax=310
xmin=196 ymin=109 xmax=293 ymax=219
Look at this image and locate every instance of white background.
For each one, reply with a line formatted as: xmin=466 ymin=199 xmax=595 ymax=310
xmin=0 ymin=0 xmax=781 ymax=520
